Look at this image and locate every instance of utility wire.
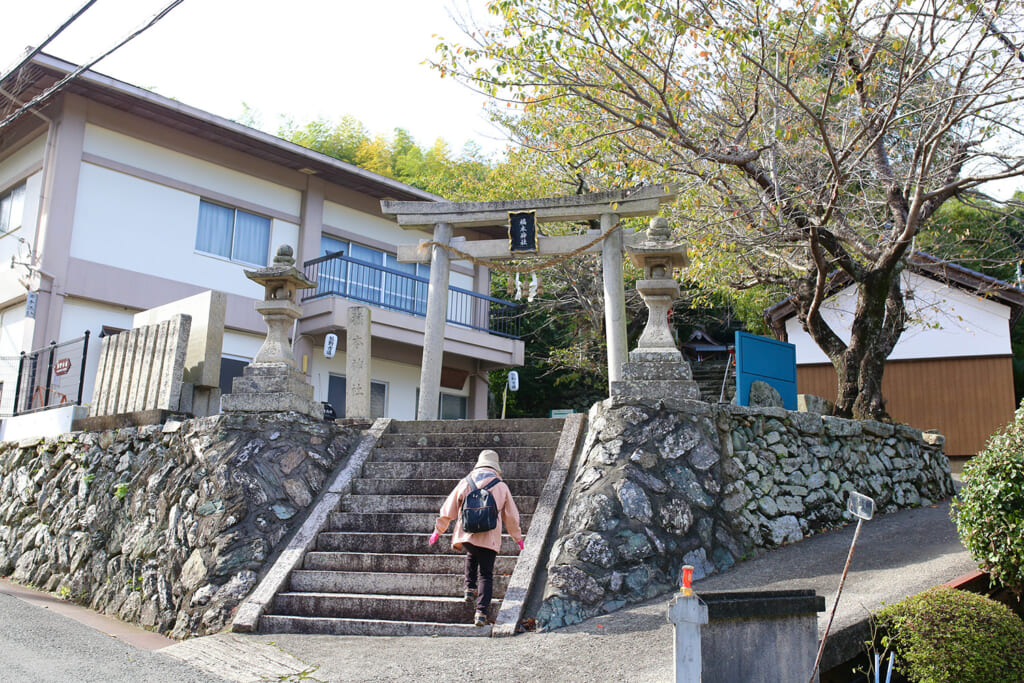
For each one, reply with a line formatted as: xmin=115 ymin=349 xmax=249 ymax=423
xmin=0 ymin=0 xmax=101 ymax=85
xmin=0 ymin=0 xmax=186 ymax=135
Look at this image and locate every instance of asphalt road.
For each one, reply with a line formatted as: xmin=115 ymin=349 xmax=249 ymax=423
xmin=0 ymin=589 xmax=221 ymax=683
xmin=0 ymin=498 xmax=975 ymax=682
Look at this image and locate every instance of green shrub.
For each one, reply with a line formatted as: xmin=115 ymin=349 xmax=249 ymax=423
xmin=875 ymin=587 xmax=1024 ymax=683
xmin=953 ymin=403 xmax=1024 ymax=598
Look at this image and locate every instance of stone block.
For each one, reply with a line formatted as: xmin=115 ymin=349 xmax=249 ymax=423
xmin=822 ymin=415 xmax=862 ymax=437
xmin=921 ymin=430 xmax=945 ymax=447
xmin=895 ymin=424 xmax=923 ymax=441
xmin=628 ymin=348 xmax=685 ymax=363
xmin=621 ymin=362 xmax=694 ymax=381
xmin=133 ymin=291 xmax=226 ymax=389
xmin=861 ymin=420 xmax=895 ymax=437
xmin=787 ymin=411 xmax=822 ymax=435
xmin=797 ymin=393 xmax=833 ymax=415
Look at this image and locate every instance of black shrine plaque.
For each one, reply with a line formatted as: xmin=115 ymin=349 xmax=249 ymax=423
xmin=508 ymin=211 xmax=538 ymax=252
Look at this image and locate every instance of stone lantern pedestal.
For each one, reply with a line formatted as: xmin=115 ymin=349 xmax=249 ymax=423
xmin=610 ymin=217 xmax=703 ymax=409
xmin=222 ymin=245 xmax=324 ymax=419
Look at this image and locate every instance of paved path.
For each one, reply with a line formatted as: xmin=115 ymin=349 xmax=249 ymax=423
xmin=0 ymin=499 xmax=976 ymax=682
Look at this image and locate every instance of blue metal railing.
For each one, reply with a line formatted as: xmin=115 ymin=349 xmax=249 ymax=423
xmin=303 ymin=252 xmax=522 ymax=339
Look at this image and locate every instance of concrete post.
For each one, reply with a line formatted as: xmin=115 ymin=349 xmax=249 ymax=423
xmin=417 ymin=222 xmax=452 ymax=420
xmin=667 ymin=593 xmax=708 ymax=683
xmin=345 ymin=306 xmax=372 ymax=419
xmin=601 ymin=212 xmax=627 ymax=388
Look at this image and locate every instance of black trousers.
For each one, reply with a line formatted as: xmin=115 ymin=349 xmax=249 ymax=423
xmin=463 ymin=542 xmax=497 ymax=612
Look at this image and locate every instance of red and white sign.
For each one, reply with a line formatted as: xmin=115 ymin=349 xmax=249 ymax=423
xmin=54 ymin=358 xmax=72 ymax=376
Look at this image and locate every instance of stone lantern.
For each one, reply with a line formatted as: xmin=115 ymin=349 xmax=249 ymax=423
xmin=221 ymin=245 xmax=324 ymax=418
xmin=610 ymin=217 xmax=702 ymax=408
xmin=627 ymin=216 xmax=689 ymax=360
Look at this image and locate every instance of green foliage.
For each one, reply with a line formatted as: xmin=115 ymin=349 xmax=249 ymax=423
xmin=875 ymin=587 xmax=1024 ymax=683
xmin=954 ymin=403 xmax=1024 ymax=598
xmin=114 ymin=483 xmax=130 ymax=501
xmin=438 ymin=0 xmax=1024 ymax=419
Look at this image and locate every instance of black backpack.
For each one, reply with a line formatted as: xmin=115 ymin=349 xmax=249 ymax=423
xmin=460 ymin=476 xmax=500 ymax=533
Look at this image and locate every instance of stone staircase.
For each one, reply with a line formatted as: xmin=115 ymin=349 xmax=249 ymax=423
xmin=691 ymin=358 xmax=735 ymax=403
xmin=257 ymin=418 xmax=564 ymax=636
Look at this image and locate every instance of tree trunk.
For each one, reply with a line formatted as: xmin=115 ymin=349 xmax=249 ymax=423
xmin=832 ymin=271 xmax=895 ymax=420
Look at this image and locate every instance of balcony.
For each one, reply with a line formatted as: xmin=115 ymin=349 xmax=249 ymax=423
xmin=302 ymin=252 xmax=522 ymax=339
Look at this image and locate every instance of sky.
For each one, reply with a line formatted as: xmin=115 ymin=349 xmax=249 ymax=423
xmin=0 ymin=0 xmax=509 ymax=156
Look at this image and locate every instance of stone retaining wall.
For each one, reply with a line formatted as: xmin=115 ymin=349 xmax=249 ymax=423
xmin=0 ymin=412 xmax=355 ymax=638
xmin=537 ymin=400 xmax=954 ymax=630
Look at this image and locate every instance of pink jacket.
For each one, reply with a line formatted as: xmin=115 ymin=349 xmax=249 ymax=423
xmin=434 ymin=467 xmax=523 ymax=553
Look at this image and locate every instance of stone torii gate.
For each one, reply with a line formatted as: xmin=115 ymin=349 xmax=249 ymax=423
xmin=381 ymin=186 xmax=678 ymax=420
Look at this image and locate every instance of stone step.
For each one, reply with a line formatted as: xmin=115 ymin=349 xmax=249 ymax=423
xmin=327 ymin=512 xmax=532 ymax=533
xmin=289 ymin=570 xmax=510 ymax=597
xmin=351 ymin=478 xmax=545 ymax=497
xmin=361 ymin=461 xmax=550 ymax=480
xmin=303 ymin=551 xmax=518 ymax=575
xmin=390 ymin=418 xmax=564 ymax=434
xmin=338 ymin=494 xmax=537 ymax=515
xmin=315 ymin=532 xmax=522 ymax=555
xmin=258 ymin=614 xmax=493 ymax=637
xmin=378 ymin=431 xmax=561 ymax=449
xmin=271 ymin=592 xmax=499 ymax=623
xmin=371 ymin=445 xmax=555 ymax=463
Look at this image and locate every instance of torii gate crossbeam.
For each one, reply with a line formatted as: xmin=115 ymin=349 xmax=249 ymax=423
xmin=381 ymin=185 xmax=677 ymax=420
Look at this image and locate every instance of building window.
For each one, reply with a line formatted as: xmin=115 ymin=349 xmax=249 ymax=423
xmin=0 ymin=183 xmax=25 ymax=233
xmin=218 ymin=356 xmax=249 ymax=398
xmin=327 ymin=374 xmax=386 ymax=418
xmin=195 ymin=199 xmax=270 ymax=266
xmin=439 ymin=393 xmax=467 ymax=420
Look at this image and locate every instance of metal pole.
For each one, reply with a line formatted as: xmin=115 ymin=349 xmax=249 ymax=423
xmin=44 ymin=340 xmax=56 ymax=408
xmin=13 ymin=351 xmax=25 ymax=416
xmin=77 ymin=330 xmax=90 ymax=406
xmin=809 ymin=517 xmax=865 ymax=683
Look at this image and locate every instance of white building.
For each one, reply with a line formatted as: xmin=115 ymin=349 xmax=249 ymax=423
xmin=0 ymin=54 xmax=523 ymax=421
xmin=765 ymin=254 xmax=1024 ymax=459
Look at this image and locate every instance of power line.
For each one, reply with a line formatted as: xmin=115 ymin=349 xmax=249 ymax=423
xmin=0 ymin=0 xmax=186 ymax=135
xmin=0 ymin=0 xmax=101 ymax=85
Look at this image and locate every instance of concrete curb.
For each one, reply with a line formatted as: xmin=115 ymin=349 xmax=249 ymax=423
xmin=492 ymin=413 xmax=585 ymax=637
xmin=231 ymin=418 xmax=392 ymax=633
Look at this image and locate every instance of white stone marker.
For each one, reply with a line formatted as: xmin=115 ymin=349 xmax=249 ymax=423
xmin=667 ymin=589 xmax=708 ymax=683
xmin=345 ymin=306 xmax=372 ymax=419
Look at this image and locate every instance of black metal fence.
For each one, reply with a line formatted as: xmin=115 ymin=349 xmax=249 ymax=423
xmin=5 ymin=332 xmax=91 ymax=416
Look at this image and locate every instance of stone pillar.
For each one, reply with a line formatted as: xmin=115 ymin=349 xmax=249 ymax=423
xmin=601 ymin=212 xmax=626 ymax=389
xmin=668 ymin=592 xmax=708 ymax=683
xmin=345 ymin=306 xmax=372 ymax=419
xmin=417 ymin=222 xmax=452 ymax=420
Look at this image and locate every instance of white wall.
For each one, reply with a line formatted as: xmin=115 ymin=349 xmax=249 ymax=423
xmin=57 ymin=298 xmax=136 ymax=410
xmin=69 ymin=162 xmax=295 ymax=300
xmin=223 ymin=330 xmax=263 ymax=361
xmin=83 ymin=125 xmax=300 ymax=216
xmin=785 ymin=271 xmax=1013 ymax=364
xmin=0 ymin=304 xmax=29 ymax=415
xmin=0 ymin=135 xmax=46 ymax=305
xmin=308 ymin=350 xmax=423 ymax=419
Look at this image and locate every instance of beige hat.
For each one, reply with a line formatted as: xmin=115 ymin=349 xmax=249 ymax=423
xmin=475 ymin=449 xmax=501 ymax=474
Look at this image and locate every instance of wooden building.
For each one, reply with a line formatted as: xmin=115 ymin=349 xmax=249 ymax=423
xmin=765 ymin=254 xmax=1024 ymax=461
